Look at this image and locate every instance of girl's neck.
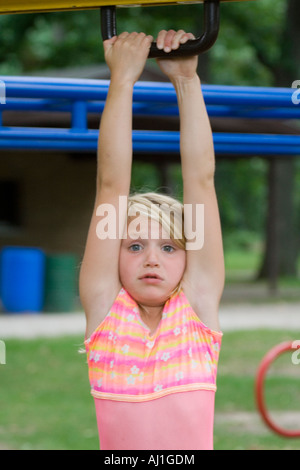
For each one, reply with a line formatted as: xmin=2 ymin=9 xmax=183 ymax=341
xmin=138 ymin=303 xmax=164 ymax=336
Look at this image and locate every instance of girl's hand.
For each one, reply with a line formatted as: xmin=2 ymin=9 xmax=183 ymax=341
xmin=104 ymin=32 xmax=153 ymax=86
xmin=156 ymin=30 xmax=198 ymax=83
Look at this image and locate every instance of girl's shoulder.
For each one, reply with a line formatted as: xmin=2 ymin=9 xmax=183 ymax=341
xmin=180 ymin=279 xmax=222 ymax=334
xmin=85 ymin=281 xmax=123 ymax=339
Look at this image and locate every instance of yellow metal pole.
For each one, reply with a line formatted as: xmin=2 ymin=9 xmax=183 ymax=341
xmin=0 ymin=0 xmax=252 ymax=15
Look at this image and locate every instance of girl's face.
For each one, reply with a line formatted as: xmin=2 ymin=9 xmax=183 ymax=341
xmin=119 ymin=216 xmax=186 ymax=306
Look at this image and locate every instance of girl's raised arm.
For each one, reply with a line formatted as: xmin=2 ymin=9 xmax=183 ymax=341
xmin=156 ymin=30 xmax=225 ymax=332
xmin=80 ymin=33 xmax=152 ymax=336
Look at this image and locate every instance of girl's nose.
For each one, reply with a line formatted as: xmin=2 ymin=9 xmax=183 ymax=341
xmin=143 ymin=248 xmax=160 ymax=268
xmin=144 ymin=259 xmax=159 ymax=268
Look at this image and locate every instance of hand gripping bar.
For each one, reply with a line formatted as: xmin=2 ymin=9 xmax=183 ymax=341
xmin=100 ymin=0 xmax=221 ymax=58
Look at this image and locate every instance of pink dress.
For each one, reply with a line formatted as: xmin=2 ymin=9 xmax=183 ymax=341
xmin=85 ymin=288 xmax=222 ymax=450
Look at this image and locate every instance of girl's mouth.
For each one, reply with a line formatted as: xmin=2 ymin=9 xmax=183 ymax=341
xmin=140 ymin=273 xmax=163 ymax=283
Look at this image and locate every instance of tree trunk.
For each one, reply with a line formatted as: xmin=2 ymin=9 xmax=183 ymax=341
xmin=258 ymin=157 xmax=297 ymax=288
xmin=257 ymin=0 xmax=300 ymax=289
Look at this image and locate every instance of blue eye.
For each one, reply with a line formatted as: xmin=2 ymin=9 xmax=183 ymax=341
xmin=162 ymin=245 xmax=175 ymax=253
xmin=129 ymin=243 xmax=142 ymax=252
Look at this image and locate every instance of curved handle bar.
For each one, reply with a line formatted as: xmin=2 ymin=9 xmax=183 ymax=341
xmin=100 ymin=0 xmax=220 ymax=59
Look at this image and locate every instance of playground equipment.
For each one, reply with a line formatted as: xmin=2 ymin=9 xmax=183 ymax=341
xmin=255 ymin=341 xmax=300 ymax=438
xmin=0 ymin=77 xmax=299 ymax=154
xmin=0 ymin=0 xmax=253 ymax=58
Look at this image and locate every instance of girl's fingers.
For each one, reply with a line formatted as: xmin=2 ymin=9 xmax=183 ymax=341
xmin=133 ymin=32 xmax=153 ymax=48
xmin=172 ymin=30 xmax=187 ymax=50
xmin=103 ymin=35 xmax=118 ymax=50
xmin=144 ymin=34 xmax=154 ymax=43
xmin=106 ymin=31 xmax=129 ymax=50
xmin=156 ymin=30 xmax=194 ymax=52
xmin=179 ymin=32 xmax=195 ymax=44
xmin=105 ymin=32 xmax=152 ymax=58
xmin=156 ymin=30 xmax=168 ymax=50
xmin=163 ymin=29 xmax=176 ymax=53
xmin=115 ymin=32 xmax=152 ymax=48
xmin=103 ymin=36 xmax=118 ymax=58
xmin=118 ymin=31 xmax=130 ymax=39
xmin=142 ymin=34 xmax=154 ymax=51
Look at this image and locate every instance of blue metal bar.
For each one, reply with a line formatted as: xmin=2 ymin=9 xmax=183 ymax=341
xmin=0 ymin=77 xmax=299 ymax=156
xmin=2 ymin=97 xmax=300 ymax=120
xmin=205 ymin=105 xmax=300 ymax=119
xmin=2 ymin=98 xmax=71 ymax=111
xmin=71 ymin=100 xmax=88 ymax=130
xmin=0 ymin=78 xmax=299 ymax=123
xmin=2 ymin=98 xmax=300 ymax=120
xmin=0 ymin=76 xmax=297 ymax=108
xmin=0 ymin=127 xmax=299 ymax=155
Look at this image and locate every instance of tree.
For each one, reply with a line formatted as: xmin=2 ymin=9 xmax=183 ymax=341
xmin=251 ymin=0 xmax=300 ymax=284
xmin=211 ymin=0 xmax=300 ymax=286
xmin=0 ymin=0 xmax=299 ymax=286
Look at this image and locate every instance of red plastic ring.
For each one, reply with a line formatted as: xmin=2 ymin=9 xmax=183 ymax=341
xmin=255 ymin=341 xmax=300 ymax=438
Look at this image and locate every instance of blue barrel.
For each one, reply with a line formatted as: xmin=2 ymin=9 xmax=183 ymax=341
xmin=0 ymin=246 xmax=46 ymax=313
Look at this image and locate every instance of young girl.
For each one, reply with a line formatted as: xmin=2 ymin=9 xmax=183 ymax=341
xmin=80 ymin=30 xmax=225 ymax=450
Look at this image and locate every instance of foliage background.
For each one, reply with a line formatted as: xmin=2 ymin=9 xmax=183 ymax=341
xmin=0 ymin=0 xmax=299 ymax=278
xmin=0 ymin=1 xmax=299 ymax=451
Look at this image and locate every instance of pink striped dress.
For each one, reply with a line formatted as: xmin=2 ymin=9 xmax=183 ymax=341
xmin=85 ymin=287 xmax=222 ymax=450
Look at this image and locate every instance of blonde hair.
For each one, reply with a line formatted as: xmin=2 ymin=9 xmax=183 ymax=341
xmin=127 ymin=192 xmax=186 ymax=250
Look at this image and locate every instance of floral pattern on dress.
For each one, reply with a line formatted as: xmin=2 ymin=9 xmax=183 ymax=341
xmin=85 ymin=288 xmax=222 ymax=401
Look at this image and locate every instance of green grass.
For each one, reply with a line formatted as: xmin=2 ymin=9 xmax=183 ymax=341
xmin=215 ymin=330 xmax=300 ymax=450
xmin=224 ymin=246 xmax=300 ymax=282
xmin=223 ymin=247 xmax=300 ymax=304
xmin=225 ymin=248 xmax=261 ymax=274
xmin=0 ymin=330 xmax=300 ymax=450
xmin=0 ymin=337 xmax=98 ymax=450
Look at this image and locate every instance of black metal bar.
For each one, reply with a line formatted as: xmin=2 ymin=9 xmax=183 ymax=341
xmin=149 ymin=1 xmax=220 ymax=58
xmin=100 ymin=6 xmax=117 ymax=40
xmin=100 ymin=0 xmax=220 ymax=58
